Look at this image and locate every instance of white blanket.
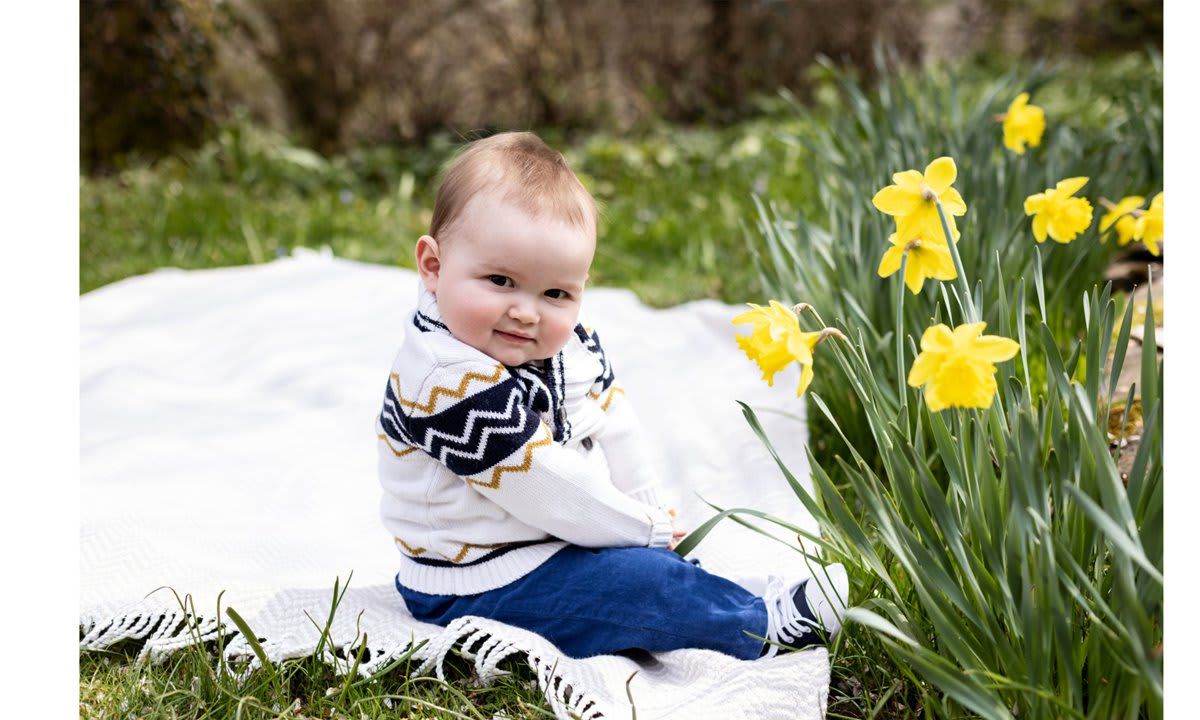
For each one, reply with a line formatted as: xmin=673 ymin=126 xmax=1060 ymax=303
xmin=80 ymin=250 xmax=830 ymax=719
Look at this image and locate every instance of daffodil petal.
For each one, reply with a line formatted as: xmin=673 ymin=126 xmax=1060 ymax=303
xmin=931 ymin=246 xmax=958 ymax=279
xmin=907 ymin=350 xmax=940 ymax=386
xmin=939 ymin=188 xmax=967 ymax=216
xmin=1032 ymin=213 xmax=1048 ymax=242
xmin=894 ymin=213 xmax=925 ymax=243
xmin=872 ymin=185 xmax=919 ymax=216
xmin=1118 ymin=196 xmax=1145 ymax=213
xmin=923 ymin=383 xmax=947 ymax=412
xmin=891 ymin=169 xmax=924 ymax=189
xmin=920 ymin=324 xmax=955 ymax=352
xmin=953 ymin=322 xmax=988 ymax=344
xmin=786 ymin=332 xmax=816 ymax=364
xmin=1004 ymin=130 xmax=1025 ymax=154
xmin=877 ymin=245 xmax=904 ymax=278
xmin=1055 ymin=177 xmax=1089 ymax=197
xmin=731 ymin=305 xmax=766 ymax=326
xmin=903 ymin=262 xmax=926 ymax=294
xmin=924 ymin=157 xmax=957 ymax=195
xmin=1114 ymin=216 xmax=1137 ymax=245
xmin=797 ymin=361 xmax=814 ymax=397
xmin=970 ymin=336 xmax=1020 ymax=363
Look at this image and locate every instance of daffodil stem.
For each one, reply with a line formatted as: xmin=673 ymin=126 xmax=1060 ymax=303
xmin=935 ymin=199 xmax=980 ymax=323
xmin=793 ymin=303 xmax=828 ymax=329
xmin=1045 ymin=246 xmax=1091 ymax=316
xmin=895 ymin=254 xmax=909 ymax=429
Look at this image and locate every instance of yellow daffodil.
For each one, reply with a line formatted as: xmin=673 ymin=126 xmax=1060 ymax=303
xmin=872 ymin=157 xmax=967 ymax=244
xmin=732 ymin=301 xmax=831 ymax=397
xmin=1135 ymin=193 xmax=1163 ymax=255
xmin=1001 ymin=92 xmax=1046 ymax=155
xmin=877 ymin=234 xmax=957 ymax=294
xmin=907 ymin=322 xmax=1020 ymax=412
xmin=1023 ymin=177 xmax=1094 ymax=244
xmin=1100 ymin=195 xmax=1145 ymax=247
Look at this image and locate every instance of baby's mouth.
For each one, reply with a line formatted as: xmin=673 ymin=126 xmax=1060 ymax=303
xmin=496 ymin=329 xmax=535 ymax=344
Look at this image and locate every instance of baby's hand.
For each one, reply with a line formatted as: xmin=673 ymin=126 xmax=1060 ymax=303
xmin=664 ymin=507 xmax=687 ymax=550
xmin=667 ymin=527 xmax=688 ymax=551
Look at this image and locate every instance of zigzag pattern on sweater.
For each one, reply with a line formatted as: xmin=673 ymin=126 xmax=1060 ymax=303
xmin=510 ymin=353 xmax=571 ymax=442
xmin=381 ymin=368 xmax=542 ymax=478
xmin=380 ymin=294 xmax=619 ymax=480
xmin=575 ymin=325 xmax=615 ymax=391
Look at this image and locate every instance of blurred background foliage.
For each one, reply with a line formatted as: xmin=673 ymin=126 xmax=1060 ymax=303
xmin=82 ymin=0 xmax=1161 ymax=169
xmin=81 ymin=0 xmax=1162 ymax=302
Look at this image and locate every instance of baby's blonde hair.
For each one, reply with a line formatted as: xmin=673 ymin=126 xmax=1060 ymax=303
xmin=429 ymin=132 xmax=598 ymax=242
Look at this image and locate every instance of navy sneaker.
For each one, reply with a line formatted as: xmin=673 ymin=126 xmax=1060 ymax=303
xmin=760 ymin=563 xmax=849 ymax=658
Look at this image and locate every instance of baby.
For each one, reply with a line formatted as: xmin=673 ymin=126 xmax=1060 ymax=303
xmin=376 ymin=131 xmax=847 ymax=660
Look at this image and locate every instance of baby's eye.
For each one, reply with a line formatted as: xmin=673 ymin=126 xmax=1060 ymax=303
xmin=544 ymin=289 xmax=570 ymax=300
xmin=487 ymin=275 xmax=514 ymax=288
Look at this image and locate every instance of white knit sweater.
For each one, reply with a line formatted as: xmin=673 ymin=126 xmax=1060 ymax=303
xmin=376 ymin=283 xmax=675 ymax=595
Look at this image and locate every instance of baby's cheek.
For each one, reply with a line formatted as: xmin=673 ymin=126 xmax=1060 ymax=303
xmin=545 ymin=315 xmax=577 ymax=353
xmin=466 ymin=298 xmax=499 ymax=334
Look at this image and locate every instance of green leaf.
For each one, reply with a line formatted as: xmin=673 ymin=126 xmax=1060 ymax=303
xmin=1061 ymin=483 xmax=1162 ymax=584
xmin=737 ymin=401 xmax=828 ymax=521
xmin=1034 ymin=246 xmax=1047 ymax=320
xmin=672 ymin=505 xmax=820 ymax=559
xmin=866 ymin=633 xmax=1013 ymax=719
xmin=1108 ymin=290 xmax=1137 ymax=409
xmin=1140 ymin=273 xmax=1159 ymax=429
xmin=225 ymin=606 xmax=279 ymax=683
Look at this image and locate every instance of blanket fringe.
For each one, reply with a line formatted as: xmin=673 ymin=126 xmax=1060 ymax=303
xmin=80 ymin=599 xmax=226 ymax=664
xmin=412 ymin=617 xmax=605 ymax=720
xmin=81 ymin=607 xmax=608 ymax=719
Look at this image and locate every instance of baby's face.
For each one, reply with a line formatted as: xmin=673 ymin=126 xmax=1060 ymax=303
xmin=419 ymin=191 xmax=595 ymax=366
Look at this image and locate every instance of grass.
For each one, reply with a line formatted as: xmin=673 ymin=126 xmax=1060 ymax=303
xmin=81 ymin=110 xmax=820 ymax=307
xmin=81 ymin=638 xmax=557 ymax=719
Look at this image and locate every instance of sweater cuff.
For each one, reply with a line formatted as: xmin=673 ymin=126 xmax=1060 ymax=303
xmin=628 ymin=485 xmax=663 ymax=509
xmin=646 ymin=505 xmax=675 ymax=548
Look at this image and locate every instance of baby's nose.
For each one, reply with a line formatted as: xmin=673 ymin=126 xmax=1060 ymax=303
xmin=509 ymin=302 xmax=538 ymax=324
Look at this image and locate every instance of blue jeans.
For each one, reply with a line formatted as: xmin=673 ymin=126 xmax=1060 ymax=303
xmin=397 ymin=545 xmax=769 ymax=660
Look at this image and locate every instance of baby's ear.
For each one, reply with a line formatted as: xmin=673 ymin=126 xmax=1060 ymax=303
xmin=415 ymin=235 xmax=441 ymax=290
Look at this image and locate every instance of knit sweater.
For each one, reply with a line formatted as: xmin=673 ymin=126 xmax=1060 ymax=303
xmin=377 ymin=282 xmax=675 ymax=595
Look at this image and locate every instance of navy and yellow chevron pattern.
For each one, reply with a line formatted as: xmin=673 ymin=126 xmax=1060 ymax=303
xmin=378 ymin=309 xmax=619 ymax=483
xmin=380 ymin=366 xmax=542 ymax=478
xmin=575 ymin=325 xmax=615 ymax=391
